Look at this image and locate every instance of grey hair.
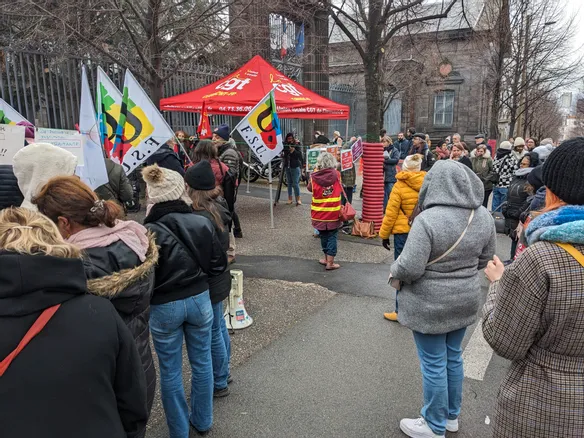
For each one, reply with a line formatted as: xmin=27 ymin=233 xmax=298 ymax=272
xmin=317 ymin=152 xmax=337 ymax=169
xmin=453 ymin=132 xmax=461 ymax=138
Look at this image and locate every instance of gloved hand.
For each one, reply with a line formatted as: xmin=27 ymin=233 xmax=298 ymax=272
xmin=382 ymin=239 xmax=391 ymax=251
xmin=383 ymin=150 xmax=390 ymax=159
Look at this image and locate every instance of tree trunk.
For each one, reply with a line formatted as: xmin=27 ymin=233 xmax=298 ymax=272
xmin=365 ymin=59 xmax=382 ymax=142
xmin=150 ymin=74 xmax=163 ymax=108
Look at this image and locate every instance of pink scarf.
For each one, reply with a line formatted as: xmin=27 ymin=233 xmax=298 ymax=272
xmin=67 ymin=220 xmax=149 ymax=262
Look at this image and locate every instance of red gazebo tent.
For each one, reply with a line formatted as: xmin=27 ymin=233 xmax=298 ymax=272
xmin=160 ymin=55 xmax=350 ymax=120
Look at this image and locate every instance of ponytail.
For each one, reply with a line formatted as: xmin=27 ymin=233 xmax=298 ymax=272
xmin=33 ymin=176 xmax=122 ymax=228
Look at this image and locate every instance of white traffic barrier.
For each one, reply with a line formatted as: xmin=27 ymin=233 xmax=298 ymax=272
xmin=224 ymin=269 xmax=253 ymax=329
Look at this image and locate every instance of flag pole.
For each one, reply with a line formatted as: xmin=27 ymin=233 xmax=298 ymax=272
xmin=268 ymin=160 xmax=275 ymax=229
xmin=345 ymin=118 xmax=349 ymax=144
xmin=246 ymin=148 xmax=251 ymax=194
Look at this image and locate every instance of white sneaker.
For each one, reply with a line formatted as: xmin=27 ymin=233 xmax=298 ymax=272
xmin=446 ymin=418 xmax=459 ymax=432
xmin=400 ymin=417 xmax=445 ymax=438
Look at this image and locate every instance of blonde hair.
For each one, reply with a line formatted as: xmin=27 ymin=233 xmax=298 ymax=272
xmin=0 ymin=207 xmax=81 ymax=259
xmin=382 ymin=135 xmax=393 ymax=145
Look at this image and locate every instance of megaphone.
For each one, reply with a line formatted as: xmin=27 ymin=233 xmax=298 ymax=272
xmin=224 ymin=269 xmax=253 ymax=329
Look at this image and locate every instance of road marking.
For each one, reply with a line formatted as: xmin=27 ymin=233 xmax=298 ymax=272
xmin=463 ymin=323 xmax=493 ymax=381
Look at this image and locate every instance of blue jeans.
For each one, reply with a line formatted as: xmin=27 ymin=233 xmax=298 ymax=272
xmin=413 ymin=327 xmax=467 ymax=435
xmin=393 ymin=233 xmax=408 ymax=313
xmin=286 ymin=167 xmax=301 ymax=198
xmin=383 ymin=182 xmax=394 ymax=212
xmin=319 ymin=229 xmax=338 ymax=257
xmin=150 ymin=292 xmax=214 ymax=437
xmin=492 ymin=187 xmax=508 ymax=213
xmin=211 ymin=301 xmax=231 ymax=390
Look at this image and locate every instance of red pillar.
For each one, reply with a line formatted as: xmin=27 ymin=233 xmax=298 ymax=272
xmin=361 ymin=142 xmax=385 ymax=233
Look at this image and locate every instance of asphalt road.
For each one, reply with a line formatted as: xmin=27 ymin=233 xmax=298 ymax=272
xmin=143 ymin=188 xmax=512 ymax=438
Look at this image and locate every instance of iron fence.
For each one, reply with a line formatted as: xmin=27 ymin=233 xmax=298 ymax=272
xmin=0 ymin=49 xmax=392 ymax=143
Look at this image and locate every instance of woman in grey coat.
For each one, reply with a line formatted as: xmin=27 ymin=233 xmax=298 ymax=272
xmin=389 ymin=160 xmax=496 ymax=438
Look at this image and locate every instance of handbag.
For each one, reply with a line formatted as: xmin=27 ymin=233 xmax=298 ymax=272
xmin=408 ymin=202 xmax=423 ymax=226
xmin=351 ymin=218 xmax=376 ymax=238
xmin=339 ymin=184 xmax=356 ymax=222
xmin=492 ymin=202 xmax=506 ymax=234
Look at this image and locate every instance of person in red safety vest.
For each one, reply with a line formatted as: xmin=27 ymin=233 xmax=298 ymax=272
xmin=308 ymin=152 xmax=343 ymax=271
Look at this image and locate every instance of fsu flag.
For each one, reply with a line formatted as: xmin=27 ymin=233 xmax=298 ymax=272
xmin=197 ymin=101 xmax=212 ymax=139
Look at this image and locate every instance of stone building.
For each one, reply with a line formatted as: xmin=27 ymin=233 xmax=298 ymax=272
xmin=329 ymin=0 xmax=497 ymax=143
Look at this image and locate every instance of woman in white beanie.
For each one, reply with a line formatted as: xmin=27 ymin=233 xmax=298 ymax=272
xmin=142 ymin=164 xmax=228 ymax=436
xmin=379 ymin=154 xmax=426 ymax=322
xmin=12 ymin=142 xmax=78 ymax=210
xmin=492 ymin=139 xmax=526 ymax=213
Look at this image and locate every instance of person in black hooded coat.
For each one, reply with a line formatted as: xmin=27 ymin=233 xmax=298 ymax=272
xmin=185 ymin=160 xmax=233 ymax=396
xmin=0 ymin=165 xmax=24 ymax=210
xmin=0 ymin=207 xmax=148 ymax=438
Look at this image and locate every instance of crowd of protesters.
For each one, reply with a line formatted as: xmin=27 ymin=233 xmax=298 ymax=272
xmin=0 ymin=120 xmax=583 ymax=438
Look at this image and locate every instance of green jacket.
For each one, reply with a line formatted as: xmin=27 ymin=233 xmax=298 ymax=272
xmin=95 ymin=159 xmax=134 ymax=205
xmin=471 ymin=156 xmax=497 ymax=191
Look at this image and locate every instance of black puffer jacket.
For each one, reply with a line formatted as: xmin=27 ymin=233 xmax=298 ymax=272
xmin=503 ymin=168 xmax=533 ymax=236
xmin=145 ymin=144 xmax=185 ymax=176
xmin=193 ymin=197 xmax=232 ymax=304
xmin=84 ymin=233 xmax=158 ymax=417
xmin=0 ymin=251 xmax=148 ymax=438
xmin=144 ymin=200 xmax=228 ymax=305
xmin=0 ymin=165 xmax=23 ymax=210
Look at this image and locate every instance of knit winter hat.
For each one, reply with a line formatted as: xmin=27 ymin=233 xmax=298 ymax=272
xmin=214 ymin=124 xmax=230 ymax=141
xmin=527 ymin=165 xmax=544 ymax=191
xmin=499 ymin=140 xmax=513 ymax=150
xmin=142 ymin=164 xmax=185 ymax=204
xmin=402 ymin=154 xmax=423 ymax=172
xmin=542 ymin=137 xmax=584 ymax=205
xmin=185 ymin=160 xmax=216 ymax=191
xmin=514 ymin=137 xmax=526 ymax=147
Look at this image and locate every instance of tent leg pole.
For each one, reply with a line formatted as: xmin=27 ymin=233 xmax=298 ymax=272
xmin=345 ymin=118 xmax=349 ymax=143
xmin=246 ymin=148 xmax=251 ymax=194
xmin=268 ymin=160 xmax=275 ymax=229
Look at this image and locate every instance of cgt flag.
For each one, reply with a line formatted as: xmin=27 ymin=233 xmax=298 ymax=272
xmin=234 ymin=89 xmax=283 ymax=165
xmin=115 ymin=69 xmax=174 ymax=174
xmin=197 ymin=100 xmax=212 ymax=139
xmin=96 ymin=67 xmax=124 ymax=161
xmin=0 ymin=98 xmax=28 ymax=125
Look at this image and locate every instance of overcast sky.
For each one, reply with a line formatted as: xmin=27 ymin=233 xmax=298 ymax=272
xmin=566 ymin=0 xmax=583 ymax=54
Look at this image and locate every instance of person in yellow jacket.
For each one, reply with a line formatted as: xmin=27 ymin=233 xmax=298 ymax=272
xmin=379 ymin=154 xmax=426 ymax=322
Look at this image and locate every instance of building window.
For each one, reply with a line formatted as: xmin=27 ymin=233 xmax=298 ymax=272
xmin=434 ymin=91 xmax=455 ymax=126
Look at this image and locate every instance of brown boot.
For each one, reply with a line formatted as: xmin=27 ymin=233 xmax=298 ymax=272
xmin=325 ymin=255 xmax=340 ymax=270
xmin=287 ymin=196 xmax=293 ymax=205
xmin=296 ymin=196 xmax=302 ymax=206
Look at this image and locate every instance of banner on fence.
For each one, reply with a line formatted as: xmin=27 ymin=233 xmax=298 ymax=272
xmin=306 ymin=148 xmax=323 ymax=172
xmin=36 ymin=128 xmax=85 ymax=162
xmin=234 ymin=89 xmax=283 ymax=165
xmin=351 ymin=137 xmax=363 ymax=162
xmin=0 ymin=99 xmax=28 ymax=125
xmin=0 ymin=125 xmax=25 ymax=165
xmin=341 ymin=149 xmax=354 ymax=171
xmin=115 ymin=69 xmax=174 ymax=174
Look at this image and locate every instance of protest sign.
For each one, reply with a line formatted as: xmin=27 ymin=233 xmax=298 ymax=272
xmin=341 ymin=149 xmax=354 ymax=171
xmin=307 ymin=148 xmax=324 ymax=172
xmin=0 ymin=124 xmax=25 ymax=165
xmin=351 ymin=137 xmax=363 ymax=162
xmin=36 ymin=128 xmax=84 ymax=162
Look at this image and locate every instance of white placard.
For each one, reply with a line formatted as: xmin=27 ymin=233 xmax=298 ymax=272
xmin=0 ymin=124 xmax=25 ymax=165
xmin=36 ymin=128 xmax=84 ymax=162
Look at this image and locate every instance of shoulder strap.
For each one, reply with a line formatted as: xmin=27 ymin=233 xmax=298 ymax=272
xmin=555 ymin=243 xmax=584 ymax=267
xmin=427 ymin=209 xmax=475 ymax=266
xmin=0 ymin=304 xmax=61 ymax=377
xmin=156 ymin=222 xmax=201 ymax=269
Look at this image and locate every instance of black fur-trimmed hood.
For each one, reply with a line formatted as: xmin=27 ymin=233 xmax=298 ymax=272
xmin=86 ymin=232 xmax=158 ymax=298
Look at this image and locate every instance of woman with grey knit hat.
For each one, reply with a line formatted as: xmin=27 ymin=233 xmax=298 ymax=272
xmin=142 ymin=164 xmax=228 ymax=436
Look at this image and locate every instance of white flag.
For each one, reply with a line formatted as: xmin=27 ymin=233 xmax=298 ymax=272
xmin=117 ymin=69 xmax=174 ymax=174
xmin=234 ymin=90 xmax=283 ymax=165
xmin=79 ymin=65 xmax=108 ymax=189
xmin=0 ymin=98 xmax=29 ymax=125
xmin=96 ymin=66 xmax=124 ymax=160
